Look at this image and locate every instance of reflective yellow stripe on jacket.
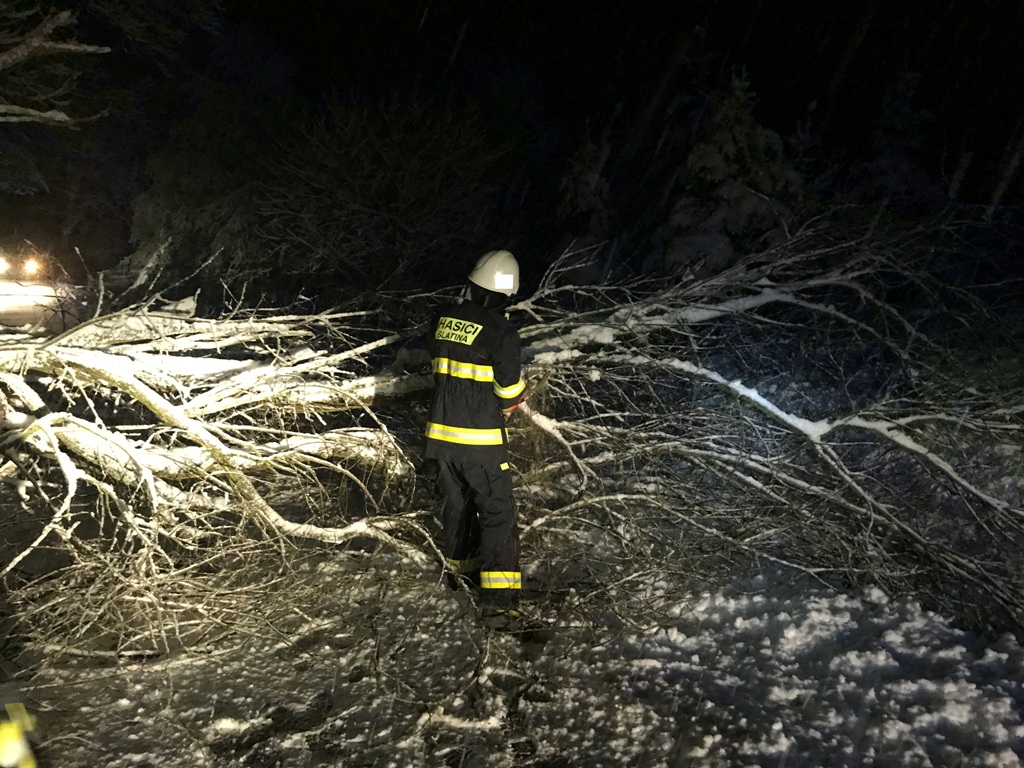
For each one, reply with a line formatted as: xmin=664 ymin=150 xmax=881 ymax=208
xmin=494 ymin=376 xmax=525 ymax=399
xmin=426 ymin=422 xmax=504 ymax=446
xmin=433 ymin=357 xmax=494 ymax=382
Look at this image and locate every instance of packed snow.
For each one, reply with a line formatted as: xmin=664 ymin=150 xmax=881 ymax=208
xmin=22 ymin=561 xmax=1024 ymax=767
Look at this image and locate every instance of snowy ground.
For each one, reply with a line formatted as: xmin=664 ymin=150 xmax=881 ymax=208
xmin=18 ymin=558 xmax=1023 ymax=768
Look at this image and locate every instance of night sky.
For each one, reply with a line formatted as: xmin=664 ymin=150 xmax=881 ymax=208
xmin=223 ymin=0 xmax=1024 ymax=205
xmin=4 ymin=1 xmax=1023 ymax=287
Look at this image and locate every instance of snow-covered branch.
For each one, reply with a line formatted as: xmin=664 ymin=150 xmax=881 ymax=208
xmin=0 ymin=8 xmax=109 ymax=126
xmin=0 ymin=302 xmax=432 ymax=657
xmin=510 ymin=223 xmax=1024 ymax=636
xmin=2 ymin=216 xmax=1021 ymax=661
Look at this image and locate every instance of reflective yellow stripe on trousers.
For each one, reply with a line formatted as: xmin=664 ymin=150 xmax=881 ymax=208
xmin=426 ymin=422 xmax=504 ymax=446
xmin=480 ymin=571 xmax=522 ymax=590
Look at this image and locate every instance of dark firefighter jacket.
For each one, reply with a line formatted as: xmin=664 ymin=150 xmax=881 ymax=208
xmin=425 ymin=299 xmax=525 ymax=465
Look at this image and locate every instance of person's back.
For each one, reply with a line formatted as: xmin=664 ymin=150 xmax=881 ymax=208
xmin=425 ymin=295 xmax=523 ymax=464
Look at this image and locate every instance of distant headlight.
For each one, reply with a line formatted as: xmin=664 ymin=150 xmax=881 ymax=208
xmin=0 ymin=251 xmax=49 ymax=281
xmin=0 ymin=246 xmax=56 ymax=282
xmin=22 ymin=258 xmax=41 ymax=278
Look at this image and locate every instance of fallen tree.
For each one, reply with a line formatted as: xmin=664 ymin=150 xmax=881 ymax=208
xmin=0 ymin=303 xmax=435 ymax=657
xmin=512 ymin=221 xmax=1024 ymax=637
xmin=0 ymin=212 xmax=1021 ymax=661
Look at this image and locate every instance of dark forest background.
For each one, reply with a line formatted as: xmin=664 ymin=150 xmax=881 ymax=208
xmin=1 ymin=0 xmax=1022 ymax=306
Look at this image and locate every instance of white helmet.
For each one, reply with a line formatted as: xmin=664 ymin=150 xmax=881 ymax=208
xmin=468 ymin=249 xmax=519 ymax=296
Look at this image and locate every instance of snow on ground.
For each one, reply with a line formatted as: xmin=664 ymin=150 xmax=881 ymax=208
xmin=22 ymin=562 xmax=1024 ymax=767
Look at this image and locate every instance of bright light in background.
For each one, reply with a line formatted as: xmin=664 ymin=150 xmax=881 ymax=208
xmin=0 ymin=281 xmax=61 ymax=315
xmin=0 ymin=247 xmax=50 ymax=284
xmin=0 ymin=246 xmax=68 ymax=329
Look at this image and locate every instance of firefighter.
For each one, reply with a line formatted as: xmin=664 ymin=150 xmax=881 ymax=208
xmin=425 ymin=250 xmax=526 ymax=628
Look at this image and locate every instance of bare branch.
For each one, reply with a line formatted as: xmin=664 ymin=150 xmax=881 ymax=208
xmin=0 ymin=10 xmax=108 ymax=73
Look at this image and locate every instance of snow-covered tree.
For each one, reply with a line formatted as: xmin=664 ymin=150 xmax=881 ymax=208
xmin=124 ymin=95 xmax=510 ymax=311
xmin=0 ymin=2 xmax=108 ymax=194
xmin=0 ymin=210 xmax=1021 ymax=661
xmin=0 ymin=3 xmax=108 ymax=127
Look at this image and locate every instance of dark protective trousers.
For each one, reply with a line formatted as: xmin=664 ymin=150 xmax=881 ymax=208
xmin=435 ymin=458 xmax=520 ymax=610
